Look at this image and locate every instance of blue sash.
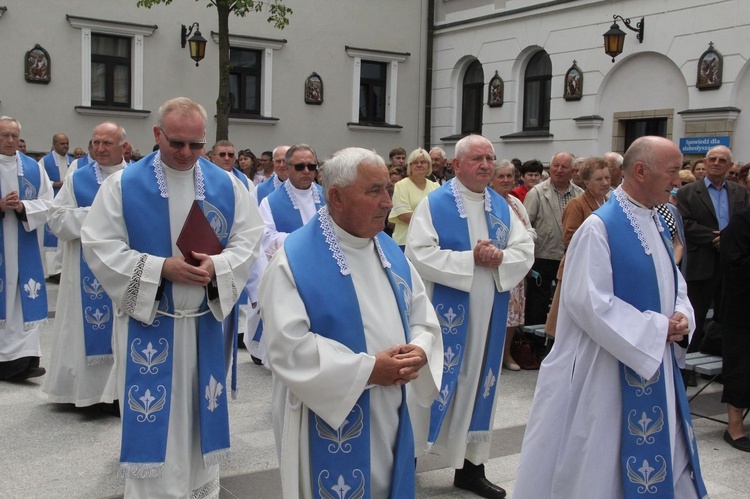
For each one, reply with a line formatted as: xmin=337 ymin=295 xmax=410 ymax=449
xmin=72 ymin=164 xmax=114 ymax=365
xmin=285 ymin=209 xmax=416 ymax=498
xmin=119 ymin=152 xmax=235 ymax=478
xmin=231 ymin=167 xmax=250 ymax=190
xmin=42 ymin=152 xmax=71 ymax=249
xmin=0 ymin=154 xmax=47 ymax=330
xmin=427 ymin=179 xmax=511 ymax=445
xmin=255 ymin=173 xmax=281 ymax=205
xmin=267 ymin=181 xmax=325 ymax=233
xmin=596 ymin=191 xmax=707 ymax=498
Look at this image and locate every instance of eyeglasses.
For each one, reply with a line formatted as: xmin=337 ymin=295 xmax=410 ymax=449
xmin=217 ymin=152 xmax=235 ymax=158
xmin=292 ymin=163 xmax=318 ymax=172
xmin=158 ymin=127 xmax=205 ymax=150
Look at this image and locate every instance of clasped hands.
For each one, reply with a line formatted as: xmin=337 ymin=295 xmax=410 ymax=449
xmin=666 ymin=311 xmax=689 ymax=344
xmin=0 ymin=191 xmax=24 ymax=213
xmin=473 ymin=239 xmax=503 ymax=268
xmin=161 ymin=252 xmax=215 ymax=286
xmin=368 ymin=344 xmax=427 ymax=387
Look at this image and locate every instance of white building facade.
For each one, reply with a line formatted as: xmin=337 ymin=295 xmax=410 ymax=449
xmin=431 ymin=0 xmax=750 ymax=162
xmin=0 ymin=0 xmax=429 ymax=161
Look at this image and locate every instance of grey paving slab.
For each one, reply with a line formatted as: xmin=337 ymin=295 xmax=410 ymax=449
xmin=1 ymin=285 xmax=748 ymax=498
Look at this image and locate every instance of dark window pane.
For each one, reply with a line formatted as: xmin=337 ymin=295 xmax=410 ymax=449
xmin=229 ymin=47 xmax=262 ymax=117
xmin=461 ymin=60 xmax=484 ymax=134
xmin=91 ymin=34 xmax=131 ymax=107
xmin=359 ymin=60 xmax=387 ymax=123
xmin=523 ymin=51 xmax=551 ymax=131
xmin=624 ymin=118 xmax=668 ymax=150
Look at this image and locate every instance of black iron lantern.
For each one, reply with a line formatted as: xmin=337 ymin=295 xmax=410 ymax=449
xmin=181 ymin=22 xmax=207 ymax=67
xmin=603 ymin=15 xmax=644 ymax=63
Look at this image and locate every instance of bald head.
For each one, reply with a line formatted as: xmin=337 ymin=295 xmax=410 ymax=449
xmin=621 ymin=136 xmax=682 ymax=208
xmin=52 ymin=133 xmax=69 ymax=156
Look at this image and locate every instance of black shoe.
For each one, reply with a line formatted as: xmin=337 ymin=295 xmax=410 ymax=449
xmin=454 ymin=461 xmax=506 ymax=499
xmin=681 ymin=369 xmax=697 ymax=388
xmin=723 ymin=430 xmax=750 ymax=453
xmin=7 ymin=366 xmax=46 ymax=381
xmin=46 ymin=273 xmax=61 ymax=284
xmin=99 ymin=401 xmax=121 ymax=418
xmin=251 ymin=355 xmax=263 ymax=366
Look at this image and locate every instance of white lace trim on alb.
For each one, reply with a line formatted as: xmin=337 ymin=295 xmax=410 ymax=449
xmin=613 ymin=187 xmax=665 ymax=255
xmin=15 ymin=153 xmax=23 ymax=177
xmin=318 ymin=206 xmax=392 ymax=276
xmin=283 ymin=180 xmax=322 ymax=210
xmin=450 ymin=178 xmax=493 ymax=218
xmin=153 ymin=151 xmax=205 ymax=200
xmin=273 ymin=173 xmax=282 ymax=189
xmin=94 ymin=163 xmax=103 ymax=185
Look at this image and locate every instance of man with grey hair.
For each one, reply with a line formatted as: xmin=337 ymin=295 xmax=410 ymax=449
xmin=252 ymin=144 xmax=290 ymax=204
xmin=524 ymin=151 xmax=583 ymax=327
xmin=677 ymin=144 xmax=748 ymax=376
xmin=81 ymin=97 xmax=263 ymax=498
xmin=428 ymin=146 xmax=451 ymax=184
xmin=260 ymin=147 xmax=442 ymax=497
xmin=42 ymin=122 xmax=129 ymax=409
xmin=604 ymin=151 xmax=624 ymax=188
xmin=249 ymin=145 xmax=325 ymax=366
xmin=407 ymin=134 xmax=534 ymax=498
xmin=0 ymin=116 xmax=53 ymax=381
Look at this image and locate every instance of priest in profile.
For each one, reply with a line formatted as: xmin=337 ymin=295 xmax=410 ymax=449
xmin=259 ymin=147 xmax=442 ymax=498
xmin=81 ymin=97 xmax=263 ymax=498
xmin=515 ymin=136 xmax=708 ymax=498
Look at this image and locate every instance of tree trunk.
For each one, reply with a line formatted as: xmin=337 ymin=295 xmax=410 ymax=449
xmin=215 ymin=0 xmax=232 ymax=142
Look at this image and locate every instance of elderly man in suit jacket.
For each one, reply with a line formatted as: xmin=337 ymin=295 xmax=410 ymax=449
xmin=524 ymin=152 xmax=583 ymax=326
xmin=677 ymin=145 xmax=749 ymax=364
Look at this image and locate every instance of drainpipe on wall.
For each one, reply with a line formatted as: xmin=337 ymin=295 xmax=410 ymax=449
xmin=423 ymin=0 xmax=435 ymax=150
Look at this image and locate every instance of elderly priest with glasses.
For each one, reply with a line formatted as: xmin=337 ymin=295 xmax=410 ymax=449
xmin=81 ymin=97 xmax=263 ymax=498
xmin=259 ymin=147 xmax=443 ymax=498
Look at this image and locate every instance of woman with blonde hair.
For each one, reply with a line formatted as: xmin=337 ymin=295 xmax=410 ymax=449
xmin=389 ymin=148 xmax=439 ymax=248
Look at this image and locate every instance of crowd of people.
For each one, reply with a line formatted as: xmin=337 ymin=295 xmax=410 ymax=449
xmin=0 ymin=96 xmax=748 ymax=498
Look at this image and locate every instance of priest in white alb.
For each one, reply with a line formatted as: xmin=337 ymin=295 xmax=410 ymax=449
xmin=81 ymin=97 xmax=263 ymax=499
xmin=406 ymin=134 xmax=534 ymax=499
xmin=0 ymin=116 xmax=53 ymax=381
xmin=514 ymin=136 xmax=708 ymax=498
xmin=42 ymin=121 xmax=128 ymax=409
xmin=259 ymin=147 xmax=442 ymax=498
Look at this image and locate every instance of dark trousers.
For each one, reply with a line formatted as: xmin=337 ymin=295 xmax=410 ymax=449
xmin=686 ymin=272 xmax=723 ymax=353
xmin=525 ymin=258 xmax=560 ymax=326
xmin=0 ymin=356 xmax=39 ymax=380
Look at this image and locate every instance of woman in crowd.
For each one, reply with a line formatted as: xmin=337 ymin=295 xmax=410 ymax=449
xmin=545 ymin=157 xmax=610 ymax=336
xmin=389 ymin=148 xmax=439 ymax=248
xmin=491 ymin=160 xmax=537 ymax=370
xmin=679 ymin=169 xmax=696 ymax=186
xmin=738 ymin=163 xmax=750 ymax=192
xmin=237 ymin=149 xmax=258 ymax=181
xmin=719 ymin=205 xmax=750 ymax=452
xmin=511 ymin=159 xmax=544 ymax=202
xmin=691 ymin=158 xmax=707 ymax=182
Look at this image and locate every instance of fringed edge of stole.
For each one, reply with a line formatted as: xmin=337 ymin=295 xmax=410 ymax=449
xmin=24 ymin=318 xmax=47 ymax=331
xmin=118 ymin=462 xmax=164 ymax=479
xmin=203 ymin=448 xmax=231 ymax=467
xmin=86 ymin=354 xmax=114 ymax=367
xmin=466 ymin=431 xmax=491 ymax=444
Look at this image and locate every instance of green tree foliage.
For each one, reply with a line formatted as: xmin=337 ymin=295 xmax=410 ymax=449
xmin=137 ymin=0 xmax=292 ymax=141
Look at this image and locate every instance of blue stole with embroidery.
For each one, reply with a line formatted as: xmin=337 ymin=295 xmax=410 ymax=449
xmin=226 ymin=167 xmax=249 ymax=396
xmin=267 ymin=181 xmax=325 ymax=233
xmin=596 ymin=194 xmax=707 ymax=498
xmin=73 ymin=164 xmax=114 ymax=365
xmin=426 ymin=179 xmax=511 ymax=445
xmin=285 ymin=212 xmax=416 ymax=498
xmin=255 ymin=173 xmax=281 ymax=205
xmin=0 ymin=154 xmax=47 ymax=330
xmin=119 ymin=153 xmax=235 ymax=477
xmin=42 ymin=152 xmax=71 ymax=248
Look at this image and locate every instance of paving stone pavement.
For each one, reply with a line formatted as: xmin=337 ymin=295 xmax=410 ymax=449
xmin=1 ymin=282 xmax=748 ymax=498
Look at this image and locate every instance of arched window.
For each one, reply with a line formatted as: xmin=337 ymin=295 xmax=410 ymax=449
xmin=461 ymin=60 xmax=484 ymax=135
xmin=523 ymin=51 xmax=551 ymax=131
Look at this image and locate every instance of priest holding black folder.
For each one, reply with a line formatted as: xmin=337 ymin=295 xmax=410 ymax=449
xmin=81 ymin=97 xmax=264 ymax=499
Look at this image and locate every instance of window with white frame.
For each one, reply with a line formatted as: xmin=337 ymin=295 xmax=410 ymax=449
xmin=213 ymin=32 xmax=286 ymax=122
xmin=67 ymin=15 xmax=156 ymax=117
xmin=346 ymin=46 xmax=409 ymax=129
